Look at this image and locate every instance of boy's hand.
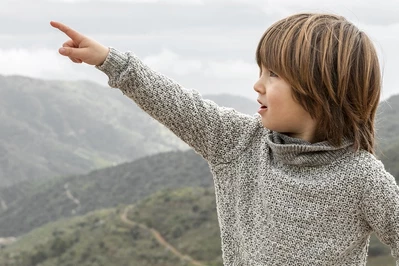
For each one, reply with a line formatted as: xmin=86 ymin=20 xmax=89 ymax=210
xmin=50 ymin=21 xmax=109 ymax=66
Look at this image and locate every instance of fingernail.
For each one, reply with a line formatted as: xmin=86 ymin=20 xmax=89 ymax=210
xmin=59 ymin=48 xmax=66 ymax=54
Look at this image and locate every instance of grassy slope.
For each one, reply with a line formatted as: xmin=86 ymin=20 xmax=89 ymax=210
xmin=0 ymin=150 xmax=212 ymax=237
xmin=0 ymin=187 xmax=222 ymax=266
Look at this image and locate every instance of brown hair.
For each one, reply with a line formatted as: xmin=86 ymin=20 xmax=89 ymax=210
xmin=256 ymin=13 xmax=381 ymax=153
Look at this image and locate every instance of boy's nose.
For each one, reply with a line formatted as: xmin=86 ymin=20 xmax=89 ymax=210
xmin=253 ymin=80 xmax=265 ymax=94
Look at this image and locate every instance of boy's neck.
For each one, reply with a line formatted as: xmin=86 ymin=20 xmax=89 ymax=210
xmin=284 ymin=130 xmax=320 ymax=144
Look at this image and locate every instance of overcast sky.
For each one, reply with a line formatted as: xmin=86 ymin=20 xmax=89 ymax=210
xmin=1 ymin=0 xmax=398 ymax=101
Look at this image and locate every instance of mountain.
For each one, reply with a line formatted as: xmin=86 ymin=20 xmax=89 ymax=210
xmin=205 ymin=94 xmax=257 ymax=115
xmin=0 ymin=76 xmax=257 ymax=188
xmin=376 ymin=94 xmax=399 ymax=149
xmin=0 ymin=150 xmax=212 ymax=237
xmin=0 ymin=186 xmax=394 ymax=266
xmin=0 ymin=75 xmax=187 ymax=187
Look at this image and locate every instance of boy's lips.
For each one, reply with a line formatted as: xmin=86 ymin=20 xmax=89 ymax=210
xmin=257 ymin=99 xmax=267 ymax=108
xmin=257 ymin=99 xmax=268 ymax=114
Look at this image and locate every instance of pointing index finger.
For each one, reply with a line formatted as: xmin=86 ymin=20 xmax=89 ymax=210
xmin=50 ymin=21 xmax=84 ymax=43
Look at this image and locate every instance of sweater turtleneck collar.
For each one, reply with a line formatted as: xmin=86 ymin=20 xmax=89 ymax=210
xmin=266 ymin=131 xmax=354 ymax=166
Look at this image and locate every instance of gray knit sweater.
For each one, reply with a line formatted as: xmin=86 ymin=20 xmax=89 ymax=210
xmin=97 ymin=48 xmax=399 ymax=266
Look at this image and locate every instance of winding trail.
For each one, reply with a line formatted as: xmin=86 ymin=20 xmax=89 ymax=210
xmin=120 ymin=205 xmax=206 ymax=266
xmin=64 ymin=183 xmax=81 ymax=214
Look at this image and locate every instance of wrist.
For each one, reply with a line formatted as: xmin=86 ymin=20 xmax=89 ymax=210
xmin=96 ymin=46 xmax=110 ymax=67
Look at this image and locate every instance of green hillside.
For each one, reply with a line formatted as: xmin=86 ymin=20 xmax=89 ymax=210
xmin=0 ymin=150 xmax=212 ymax=237
xmin=129 ymin=188 xmax=221 ymax=262
xmin=0 ymin=187 xmax=222 ymax=266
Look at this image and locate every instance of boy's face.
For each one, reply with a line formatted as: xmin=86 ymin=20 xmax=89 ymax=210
xmin=254 ymin=67 xmax=317 ymax=143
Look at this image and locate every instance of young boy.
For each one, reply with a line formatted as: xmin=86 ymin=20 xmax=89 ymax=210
xmin=51 ymin=13 xmax=399 ymax=266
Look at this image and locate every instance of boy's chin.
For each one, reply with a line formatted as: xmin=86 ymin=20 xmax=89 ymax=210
xmin=261 ymin=122 xmax=285 ymax=134
xmin=260 ymin=120 xmax=273 ymax=130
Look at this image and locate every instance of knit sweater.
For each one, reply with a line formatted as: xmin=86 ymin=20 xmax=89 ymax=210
xmin=97 ymin=48 xmax=399 ymax=266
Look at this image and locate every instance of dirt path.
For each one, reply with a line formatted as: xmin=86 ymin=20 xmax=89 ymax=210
xmin=64 ymin=183 xmax=81 ymax=214
xmin=120 ymin=205 xmax=206 ymax=266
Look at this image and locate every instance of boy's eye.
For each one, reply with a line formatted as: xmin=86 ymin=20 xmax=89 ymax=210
xmin=269 ymin=71 xmax=278 ymax=77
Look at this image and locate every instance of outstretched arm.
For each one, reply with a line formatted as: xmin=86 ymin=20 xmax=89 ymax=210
xmin=51 ymin=22 xmax=261 ymax=165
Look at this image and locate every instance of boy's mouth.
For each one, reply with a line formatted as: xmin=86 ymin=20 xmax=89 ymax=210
xmin=257 ymin=99 xmax=268 ymax=109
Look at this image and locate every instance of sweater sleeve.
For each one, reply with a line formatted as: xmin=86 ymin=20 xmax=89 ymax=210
xmin=96 ymin=48 xmax=261 ymax=164
xmin=361 ymin=168 xmax=399 ymax=265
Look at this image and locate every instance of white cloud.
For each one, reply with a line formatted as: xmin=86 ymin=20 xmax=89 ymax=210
xmin=0 ymin=49 xmax=62 ymax=77
xmin=211 ymin=0 xmax=399 ymax=27
xmin=143 ymin=49 xmax=203 ymax=76
xmin=205 ymin=60 xmax=258 ymax=80
xmin=0 ymin=48 xmax=107 ymax=84
xmin=142 ymin=49 xmax=258 ymax=80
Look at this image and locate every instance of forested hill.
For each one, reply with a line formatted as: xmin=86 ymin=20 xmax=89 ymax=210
xmin=0 ymin=150 xmax=212 ymax=237
xmin=0 ymin=75 xmax=183 ymax=186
